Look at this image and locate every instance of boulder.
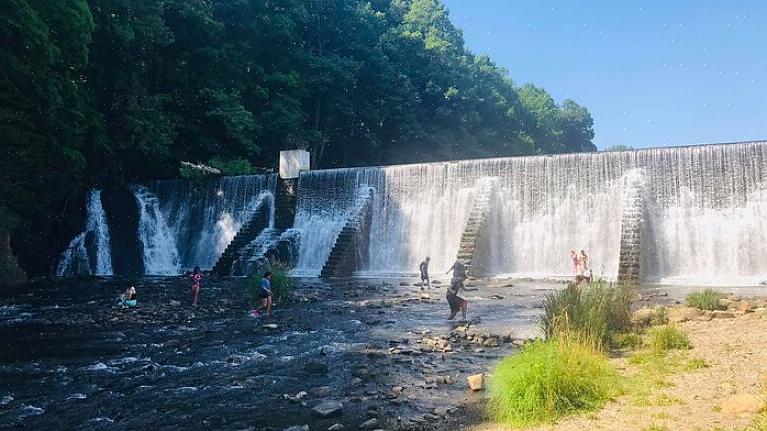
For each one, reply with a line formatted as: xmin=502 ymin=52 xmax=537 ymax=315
xmin=467 ymin=373 xmax=484 ymax=391
xmin=631 ymin=307 xmax=655 ymax=325
xmin=737 ymin=301 xmax=753 ymax=312
xmin=667 ymin=307 xmax=701 ymax=323
xmin=312 ymin=400 xmax=344 ymax=418
xmin=721 ymin=394 xmax=765 ymax=417
xmin=712 ymin=310 xmax=735 ymax=319
xmin=419 ymin=293 xmax=430 ymax=300
xmin=359 ymin=418 xmax=379 ymax=429
xmin=285 ymin=427 xmax=310 ymax=431
xmin=328 ymin=424 xmax=344 ymax=431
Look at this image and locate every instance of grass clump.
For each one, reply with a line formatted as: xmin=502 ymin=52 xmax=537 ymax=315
xmin=647 ymin=325 xmax=691 ymax=354
xmin=487 ymin=339 xmax=621 ymax=427
xmin=542 ymin=281 xmax=633 ymax=349
xmin=250 ymin=261 xmax=292 ymax=305
xmin=612 ymin=332 xmax=644 ymax=350
xmin=686 ymin=288 xmax=725 ymax=311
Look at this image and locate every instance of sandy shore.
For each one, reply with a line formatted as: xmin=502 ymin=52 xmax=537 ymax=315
xmin=472 ymin=309 xmax=767 ymax=431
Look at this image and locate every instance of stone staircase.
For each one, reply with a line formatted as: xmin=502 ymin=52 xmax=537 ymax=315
xmin=320 ymin=189 xmax=375 ymax=278
xmin=455 ymin=179 xmax=496 ymax=277
xmin=211 ymin=199 xmax=272 ymax=275
xmin=617 ymin=169 xmax=646 ymax=283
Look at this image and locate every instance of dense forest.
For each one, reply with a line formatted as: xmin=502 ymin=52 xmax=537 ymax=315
xmin=1 ymin=0 xmax=595 ymax=279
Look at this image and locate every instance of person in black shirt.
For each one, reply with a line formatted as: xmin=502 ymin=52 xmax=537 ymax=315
xmin=445 ymin=260 xmax=473 ymax=320
xmin=419 ymin=257 xmax=431 ymax=289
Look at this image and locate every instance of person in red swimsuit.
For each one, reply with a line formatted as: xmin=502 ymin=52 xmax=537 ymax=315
xmin=191 ymin=266 xmax=202 ymax=306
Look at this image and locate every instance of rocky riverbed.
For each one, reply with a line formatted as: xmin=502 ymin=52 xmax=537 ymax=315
xmin=0 ymin=276 xmax=562 ymax=430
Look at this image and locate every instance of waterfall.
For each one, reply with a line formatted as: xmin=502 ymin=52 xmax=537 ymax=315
xmin=133 ymin=186 xmax=180 ymax=275
xmin=56 ymin=190 xmax=113 ymax=277
xmin=293 ymin=141 xmax=767 ymax=285
xmin=139 ymin=175 xmax=277 ymax=271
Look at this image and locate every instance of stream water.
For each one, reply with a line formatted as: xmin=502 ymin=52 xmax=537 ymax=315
xmin=0 ymin=277 xmax=560 ymax=430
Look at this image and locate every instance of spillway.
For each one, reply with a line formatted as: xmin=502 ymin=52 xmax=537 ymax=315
xmin=291 ymin=141 xmax=767 ymax=285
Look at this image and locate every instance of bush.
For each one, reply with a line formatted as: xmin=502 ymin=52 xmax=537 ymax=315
xmin=686 ymin=288 xmax=725 ymax=311
xmin=250 ymin=261 xmax=292 ymax=305
xmin=612 ymin=332 xmax=644 ymax=350
xmin=487 ymin=339 xmax=621 ymax=427
xmin=208 ymin=157 xmax=253 ymax=176
xmin=542 ymin=281 xmax=634 ymax=349
xmin=647 ymin=325 xmax=691 ymax=354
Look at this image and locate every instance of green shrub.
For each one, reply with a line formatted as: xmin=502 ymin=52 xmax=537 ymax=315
xmin=542 ymin=281 xmax=633 ymax=348
xmin=650 ymin=306 xmax=669 ymax=326
xmin=612 ymin=332 xmax=644 ymax=350
xmin=208 ymin=157 xmax=253 ymax=176
xmin=647 ymin=325 xmax=691 ymax=354
xmin=487 ymin=339 xmax=621 ymax=427
xmin=250 ymin=261 xmax=292 ymax=305
xmin=686 ymin=288 xmax=724 ymax=311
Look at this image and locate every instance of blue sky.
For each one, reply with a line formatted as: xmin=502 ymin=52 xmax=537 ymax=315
xmin=441 ymin=0 xmax=767 ymax=149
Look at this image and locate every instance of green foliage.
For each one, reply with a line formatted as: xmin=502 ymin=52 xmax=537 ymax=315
xmin=208 ymin=157 xmax=254 ymax=176
xmin=650 ymin=306 xmax=669 ymax=326
xmin=542 ymin=281 xmax=634 ymax=349
xmin=612 ymin=332 xmax=644 ymax=350
xmin=686 ymin=289 xmax=725 ymax=311
xmin=250 ymin=262 xmax=293 ymax=305
xmin=647 ymin=325 xmax=691 ymax=354
xmin=487 ymin=339 xmax=621 ymax=427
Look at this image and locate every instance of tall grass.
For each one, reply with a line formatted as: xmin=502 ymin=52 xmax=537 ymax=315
xmin=541 ymin=281 xmax=633 ymax=349
xmin=647 ymin=325 xmax=691 ymax=354
xmin=686 ymin=288 xmax=724 ymax=311
xmin=250 ymin=261 xmax=292 ymax=305
xmin=487 ymin=339 xmax=621 ymax=427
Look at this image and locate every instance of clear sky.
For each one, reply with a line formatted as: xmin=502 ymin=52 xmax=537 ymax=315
xmin=441 ymin=0 xmax=767 ymax=150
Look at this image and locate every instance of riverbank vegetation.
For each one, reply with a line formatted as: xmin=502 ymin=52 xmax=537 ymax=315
xmin=686 ymin=288 xmax=725 ymax=311
xmin=2 ymin=0 xmax=595 ymax=277
xmin=487 ymin=282 xmax=713 ymax=429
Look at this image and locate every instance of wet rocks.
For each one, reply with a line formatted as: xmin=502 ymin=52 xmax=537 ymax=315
xmin=263 ymin=323 xmax=279 ymax=330
xmin=304 ymin=360 xmax=329 ymax=374
xmin=359 ymin=418 xmax=379 ymax=429
xmin=285 ymin=426 xmax=310 ymax=431
xmin=328 ymin=424 xmax=345 ymax=431
xmin=311 ymin=400 xmax=344 ymax=418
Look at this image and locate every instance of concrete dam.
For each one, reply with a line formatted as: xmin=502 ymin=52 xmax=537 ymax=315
xmin=58 ymin=141 xmax=767 ymax=286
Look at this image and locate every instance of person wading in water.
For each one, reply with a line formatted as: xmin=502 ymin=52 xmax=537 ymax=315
xmin=445 ymin=260 xmax=476 ymax=320
xmin=419 ymin=256 xmax=431 ymax=289
xmin=191 ymin=266 xmax=202 ymax=306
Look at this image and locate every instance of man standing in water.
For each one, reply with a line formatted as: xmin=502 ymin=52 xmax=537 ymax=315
xmin=419 ymin=257 xmax=431 ymax=289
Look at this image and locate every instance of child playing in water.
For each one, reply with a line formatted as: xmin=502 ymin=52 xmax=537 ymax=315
xmin=117 ymin=286 xmax=137 ymax=308
xmin=252 ymin=271 xmax=273 ymax=317
xmin=445 ymin=260 xmax=476 ymax=320
xmin=191 ymin=266 xmax=202 ymax=306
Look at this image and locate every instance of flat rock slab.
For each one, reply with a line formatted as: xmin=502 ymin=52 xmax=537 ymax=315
xmin=312 ymin=400 xmax=344 ymax=418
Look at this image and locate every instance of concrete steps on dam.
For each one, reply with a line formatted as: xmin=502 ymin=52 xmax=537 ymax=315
xmin=211 ymin=203 xmax=272 ymax=275
xmin=320 ymin=189 xmax=375 ymax=278
xmin=455 ymin=181 xmax=495 ymax=277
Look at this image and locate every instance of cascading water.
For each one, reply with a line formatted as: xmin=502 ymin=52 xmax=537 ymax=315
xmin=56 ymin=190 xmax=113 ymax=277
xmin=293 ymin=142 xmax=767 ymax=285
xmin=133 ymin=186 xmax=180 ymax=275
xmin=139 ymin=175 xmax=277 ymax=272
